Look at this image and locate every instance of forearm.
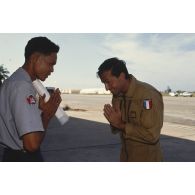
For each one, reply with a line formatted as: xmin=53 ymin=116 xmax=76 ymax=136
xmin=23 ymin=131 xmax=45 ymax=152
xmin=41 ymin=112 xmax=52 ymax=129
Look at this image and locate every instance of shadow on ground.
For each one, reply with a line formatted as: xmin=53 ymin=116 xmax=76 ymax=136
xmin=0 ymin=117 xmax=195 ymax=162
xmin=41 ymin=117 xmax=121 ymax=162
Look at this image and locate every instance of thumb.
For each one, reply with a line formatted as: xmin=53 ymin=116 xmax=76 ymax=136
xmin=113 ymin=101 xmax=120 ymax=112
xmin=42 ymin=93 xmax=46 ymax=100
xmin=115 ymin=105 xmax=120 ymax=113
xmin=39 ymin=93 xmax=46 ymax=103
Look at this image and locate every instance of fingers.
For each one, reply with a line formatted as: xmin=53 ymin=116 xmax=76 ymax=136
xmin=55 ymin=88 xmax=61 ymax=94
xmin=104 ymin=104 xmax=114 ymax=114
xmin=103 ymin=104 xmax=114 ymax=121
xmin=114 ymin=106 xmax=120 ymax=113
xmin=104 ymin=112 xmax=110 ymax=121
xmin=50 ymin=89 xmax=62 ymax=106
xmin=103 ymin=103 xmax=122 ymax=124
xmin=39 ymin=93 xmax=46 ymax=101
xmin=38 ymin=93 xmax=46 ymax=109
xmin=113 ymin=101 xmax=120 ymax=112
xmin=42 ymin=93 xmax=46 ymax=100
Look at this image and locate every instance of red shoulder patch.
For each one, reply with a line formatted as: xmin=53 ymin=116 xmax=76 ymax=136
xmin=26 ymin=95 xmax=36 ymax=104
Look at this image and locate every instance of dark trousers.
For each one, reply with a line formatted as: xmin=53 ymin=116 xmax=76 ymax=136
xmin=2 ymin=148 xmax=44 ymax=162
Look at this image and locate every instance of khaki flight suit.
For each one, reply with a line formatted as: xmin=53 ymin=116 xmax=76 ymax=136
xmin=111 ymin=75 xmax=164 ymax=162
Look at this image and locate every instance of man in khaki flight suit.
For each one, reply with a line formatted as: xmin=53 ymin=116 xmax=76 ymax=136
xmin=97 ymin=57 xmax=164 ymax=162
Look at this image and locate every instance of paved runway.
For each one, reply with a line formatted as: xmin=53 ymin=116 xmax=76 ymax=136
xmin=1 ymin=95 xmax=195 ymax=161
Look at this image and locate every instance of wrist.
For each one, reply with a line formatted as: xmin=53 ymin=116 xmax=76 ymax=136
xmin=41 ymin=112 xmax=51 ymax=121
xmin=119 ymin=122 xmax=125 ymax=131
xmin=111 ymin=121 xmax=125 ymax=131
xmin=41 ymin=112 xmax=51 ymax=130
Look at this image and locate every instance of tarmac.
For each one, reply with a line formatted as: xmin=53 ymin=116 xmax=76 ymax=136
xmin=1 ymin=95 xmax=195 ymax=162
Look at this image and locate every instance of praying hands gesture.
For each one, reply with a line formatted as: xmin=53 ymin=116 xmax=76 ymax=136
xmin=103 ymin=103 xmax=125 ymax=131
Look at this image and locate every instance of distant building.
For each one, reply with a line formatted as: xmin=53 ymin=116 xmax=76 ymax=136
xmin=71 ymin=89 xmax=81 ymax=94
xmin=80 ymin=88 xmax=111 ymax=95
xmin=61 ymin=89 xmax=80 ymax=94
xmin=61 ymin=89 xmax=71 ymax=94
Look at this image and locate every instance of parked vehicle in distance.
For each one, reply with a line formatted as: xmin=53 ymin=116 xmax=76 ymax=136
xmin=181 ymin=91 xmax=193 ymax=97
xmin=169 ymin=92 xmax=178 ymax=97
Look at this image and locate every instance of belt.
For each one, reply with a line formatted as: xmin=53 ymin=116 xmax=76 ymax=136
xmin=4 ymin=148 xmax=27 ymax=153
xmin=3 ymin=147 xmax=43 ymax=162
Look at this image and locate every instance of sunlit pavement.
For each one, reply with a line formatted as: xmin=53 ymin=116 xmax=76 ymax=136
xmin=1 ymin=96 xmax=195 ymax=162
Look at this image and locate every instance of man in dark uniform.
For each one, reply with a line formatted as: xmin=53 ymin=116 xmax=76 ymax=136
xmin=97 ymin=57 xmax=164 ymax=162
xmin=0 ymin=37 xmax=61 ymax=162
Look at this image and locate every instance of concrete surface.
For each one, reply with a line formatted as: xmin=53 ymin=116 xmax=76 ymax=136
xmin=1 ymin=95 xmax=195 ymax=162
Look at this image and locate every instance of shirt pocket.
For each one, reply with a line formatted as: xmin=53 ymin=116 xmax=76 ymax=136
xmin=128 ymin=99 xmax=142 ymax=124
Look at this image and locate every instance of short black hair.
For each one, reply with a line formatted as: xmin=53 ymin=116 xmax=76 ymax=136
xmin=97 ymin=57 xmax=129 ymax=79
xmin=24 ymin=36 xmax=60 ymax=60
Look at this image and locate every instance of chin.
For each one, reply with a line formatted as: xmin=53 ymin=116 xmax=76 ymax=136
xmin=111 ymin=91 xmax=117 ymax=95
xmin=39 ymin=77 xmax=46 ymax=81
xmin=112 ymin=91 xmax=120 ymax=96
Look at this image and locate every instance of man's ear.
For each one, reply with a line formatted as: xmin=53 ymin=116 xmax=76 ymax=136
xmin=119 ymin=72 xmax=126 ymax=80
xmin=30 ymin=52 xmax=41 ymax=64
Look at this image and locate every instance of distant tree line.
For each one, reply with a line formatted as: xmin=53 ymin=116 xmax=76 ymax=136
xmin=165 ymin=86 xmax=172 ymax=93
xmin=164 ymin=86 xmax=195 ymax=94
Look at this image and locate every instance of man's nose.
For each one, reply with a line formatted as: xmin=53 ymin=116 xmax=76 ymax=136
xmin=50 ymin=66 xmax=54 ymax=72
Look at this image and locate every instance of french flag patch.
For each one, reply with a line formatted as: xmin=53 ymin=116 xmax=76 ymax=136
xmin=143 ymin=99 xmax=152 ymax=110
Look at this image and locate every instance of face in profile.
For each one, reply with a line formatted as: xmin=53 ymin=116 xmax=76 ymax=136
xmin=34 ymin=52 xmax=57 ymax=81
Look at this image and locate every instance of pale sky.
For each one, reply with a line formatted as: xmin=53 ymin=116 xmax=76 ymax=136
xmin=1 ymin=0 xmax=195 ymax=193
xmin=0 ymin=33 xmax=195 ymax=92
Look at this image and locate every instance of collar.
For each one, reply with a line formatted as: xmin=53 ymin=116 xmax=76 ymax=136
xmin=124 ymin=74 xmax=137 ymax=97
xmin=18 ymin=67 xmax=32 ymax=83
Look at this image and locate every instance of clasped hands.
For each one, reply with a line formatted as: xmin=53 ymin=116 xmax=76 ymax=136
xmin=39 ymin=88 xmax=62 ymax=120
xmin=103 ymin=104 xmax=125 ymax=131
